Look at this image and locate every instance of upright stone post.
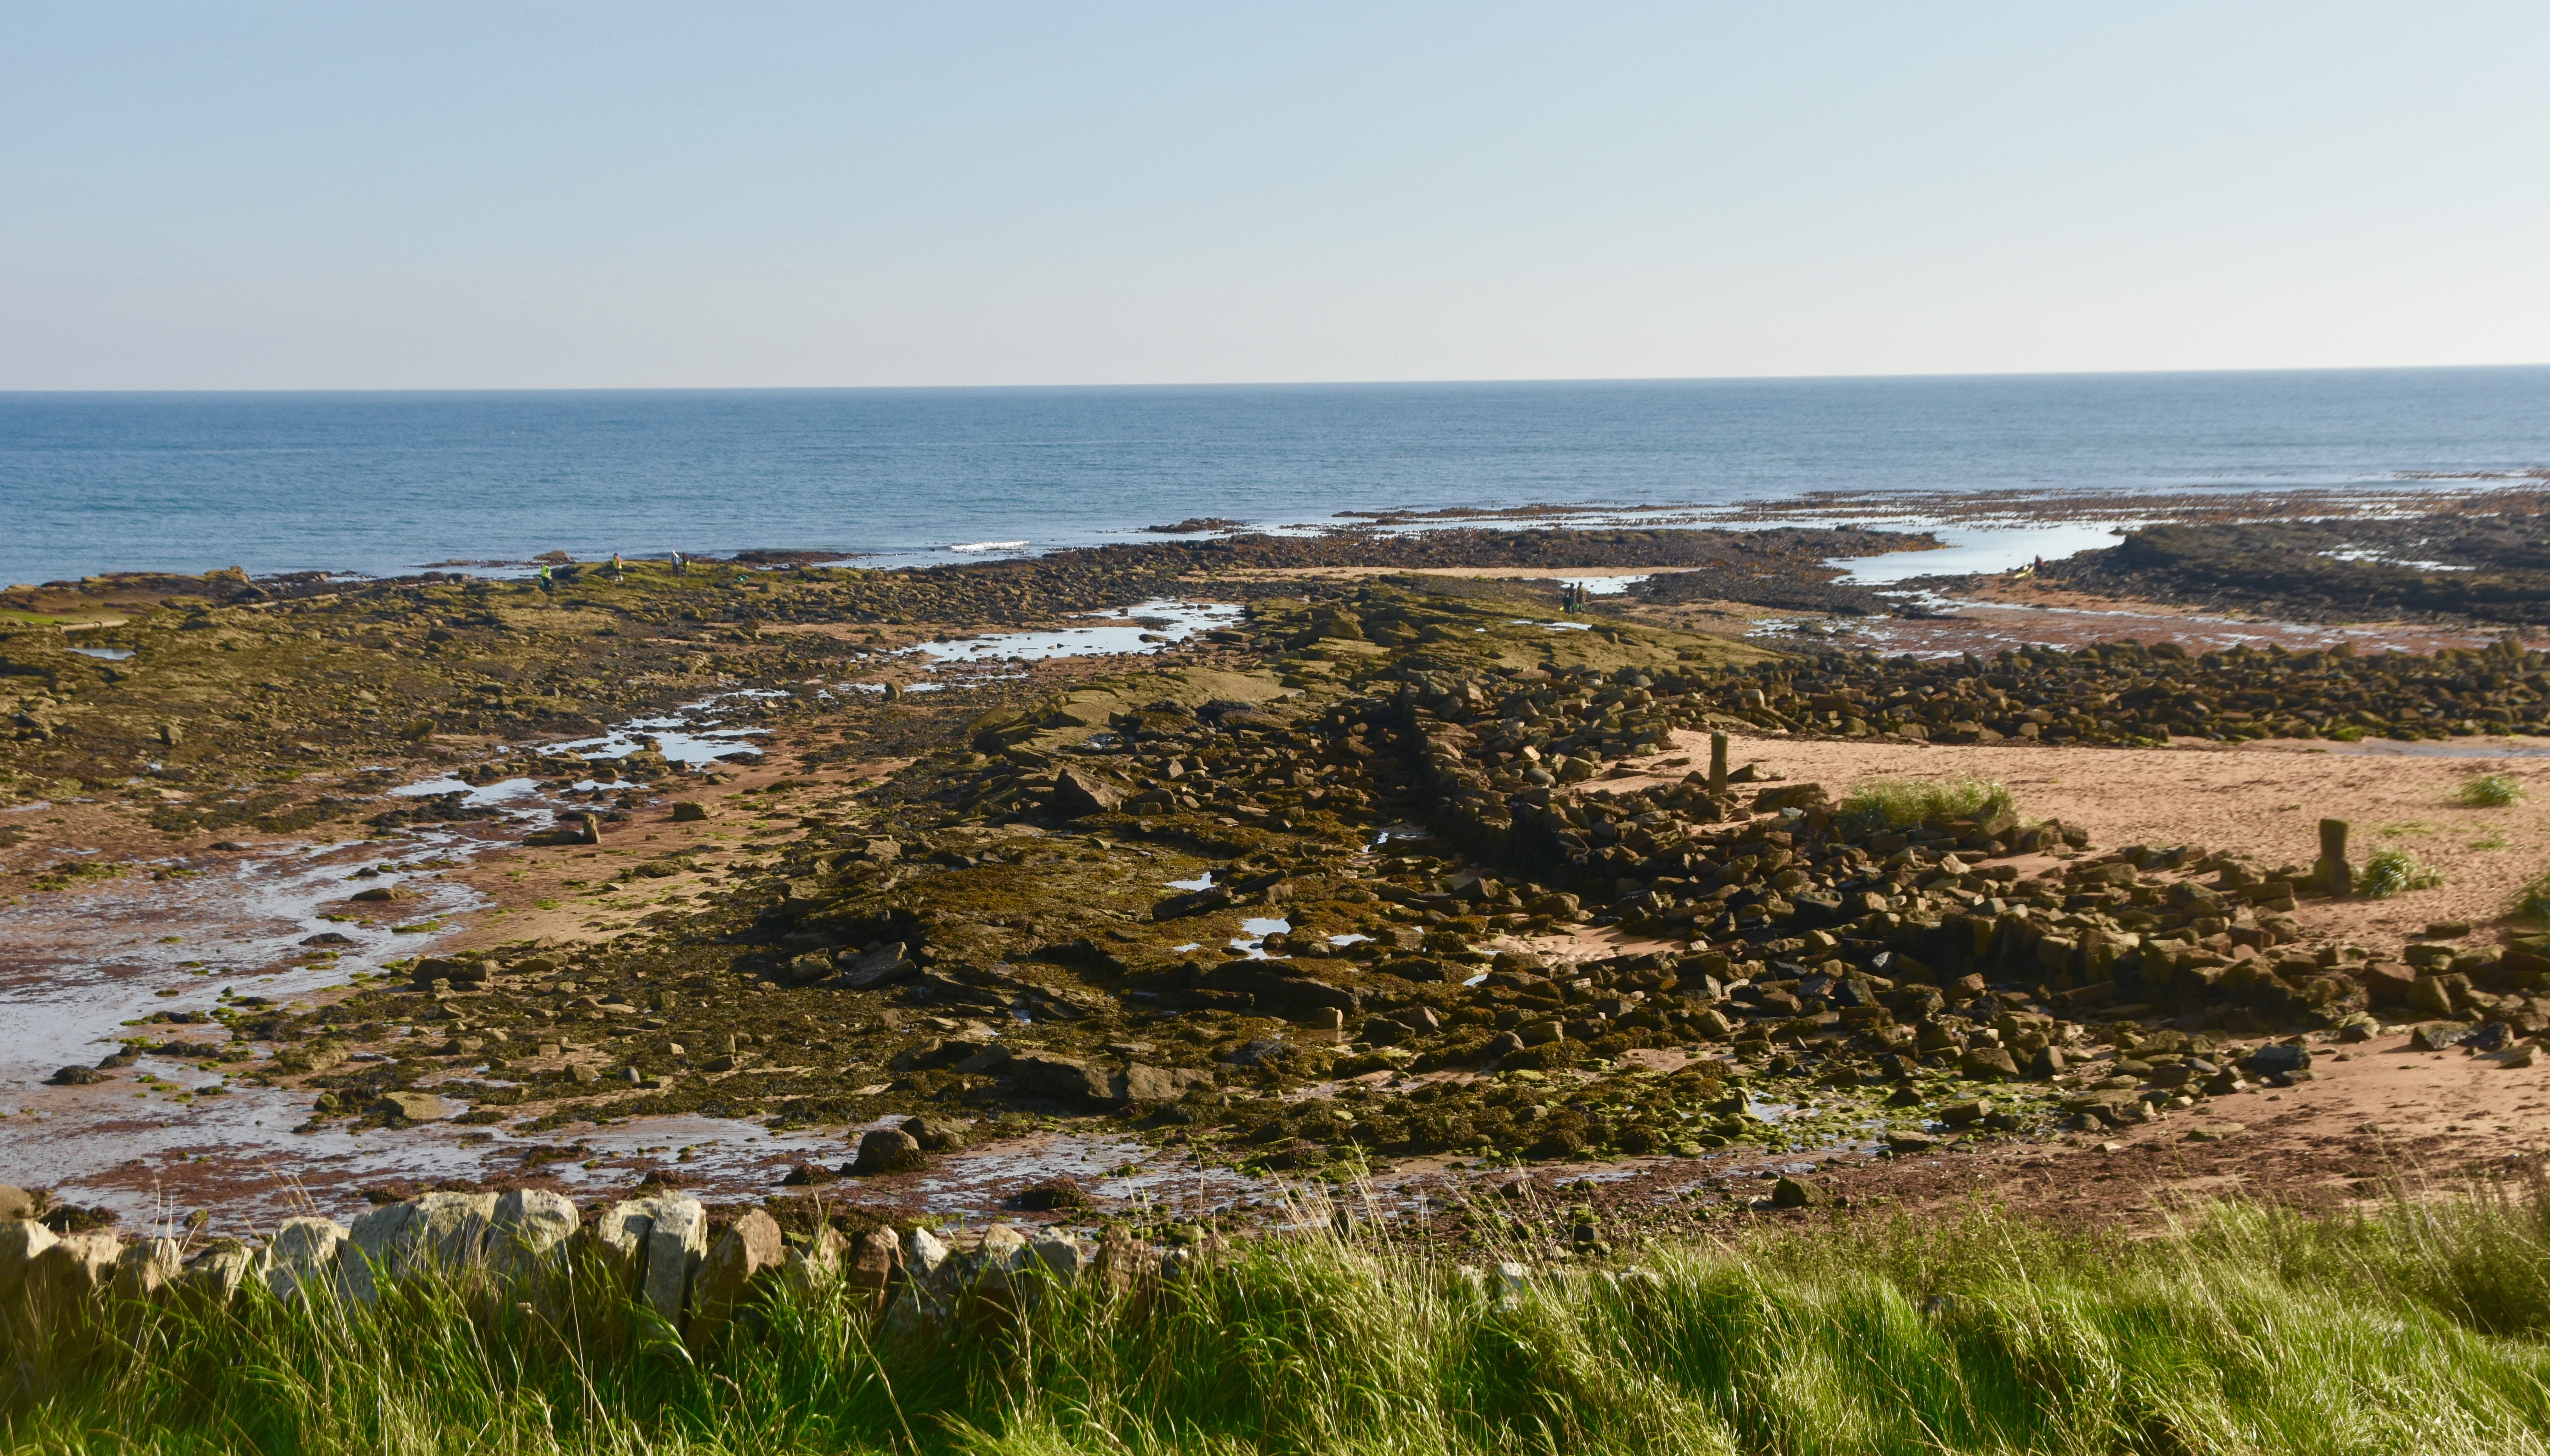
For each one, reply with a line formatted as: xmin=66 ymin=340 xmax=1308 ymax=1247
xmin=2315 ymin=818 xmax=2352 ymax=895
xmin=1708 ymin=732 xmax=1729 ymax=796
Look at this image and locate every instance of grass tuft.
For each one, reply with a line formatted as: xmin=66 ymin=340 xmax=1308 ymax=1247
xmin=2515 ymin=867 xmax=2550 ymax=924
xmin=1835 ymin=774 xmax=2013 ymax=837
xmin=2359 ymin=845 xmax=2445 ymax=898
xmin=2459 ymin=773 xmax=2528 ymax=807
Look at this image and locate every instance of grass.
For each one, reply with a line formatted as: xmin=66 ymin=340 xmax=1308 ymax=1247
xmin=14 ymin=1188 xmax=2550 ymax=1454
xmin=2516 ymin=867 xmax=2550 ymax=925
xmin=2357 ymin=845 xmax=2445 ymax=898
xmin=1835 ymin=774 xmax=2014 ymax=838
xmin=26 ymin=861 xmax=127 ymax=893
xmin=2459 ymin=774 xmax=2529 ymax=807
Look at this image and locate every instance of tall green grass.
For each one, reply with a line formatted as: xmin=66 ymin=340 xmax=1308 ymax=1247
xmin=1835 ymin=775 xmax=2014 ymax=839
xmin=13 ymin=1185 xmax=2550 ymax=1454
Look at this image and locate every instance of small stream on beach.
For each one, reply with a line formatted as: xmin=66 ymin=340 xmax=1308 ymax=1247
xmin=0 ymin=599 xmax=1283 ymax=1232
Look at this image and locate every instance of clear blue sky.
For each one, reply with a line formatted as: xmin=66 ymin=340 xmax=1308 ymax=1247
xmin=6 ymin=3 xmax=2544 ymax=388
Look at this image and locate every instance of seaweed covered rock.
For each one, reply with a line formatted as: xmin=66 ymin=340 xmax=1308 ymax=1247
xmin=849 ymin=1127 xmax=927 ymax=1176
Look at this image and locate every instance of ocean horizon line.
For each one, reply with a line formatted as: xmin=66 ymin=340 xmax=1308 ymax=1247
xmin=8 ymin=360 xmax=2550 ymax=399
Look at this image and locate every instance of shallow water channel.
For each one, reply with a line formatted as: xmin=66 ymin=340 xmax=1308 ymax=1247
xmin=0 ymin=609 xmax=1266 ymax=1229
xmin=0 ymin=595 xmax=1870 ymax=1234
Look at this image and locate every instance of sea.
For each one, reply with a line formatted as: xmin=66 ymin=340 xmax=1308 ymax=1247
xmin=3 ymin=366 xmax=2546 ymax=585
xmin=6 ymin=364 xmax=2550 ymax=1219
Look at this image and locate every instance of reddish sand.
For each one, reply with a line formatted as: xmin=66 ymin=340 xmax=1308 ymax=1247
xmin=1592 ymin=728 xmax=2550 ymax=949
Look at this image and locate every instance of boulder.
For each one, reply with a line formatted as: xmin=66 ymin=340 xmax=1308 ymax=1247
xmin=592 ymin=1200 xmax=658 ymax=1284
xmin=850 ymin=1127 xmax=927 ymax=1176
xmin=348 ymin=1191 xmax=498 ymax=1298
xmin=1014 ymin=1176 xmax=1093 ymax=1212
xmin=592 ymin=1195 xmax=708 ymax=1322
xmin=2409 ymin=1022 xmax=2470 ymax=1052
xmin=904 ymin=1225 xmax=951 ymax=1283
xmin=954 ymin=1044 xmax=1015 ymax=1074
xmin=411 ymin=955 xmax=488 ymax=985
xmin=524 ymin=814 xmax=602 ymax=848
xmin=1117 ymin=1064 xmax=1212 ymax=1102
xmin=901 ymin=1116 xmax=970 ymax=1152
xmin=781 ymin=1226 xmax=850 ymax=1296
xmin=1151 ymin=885 xmax=1235 ymax=920
xmin=1939 ymin=1099 xmax=1993 ymax=1126
xmin=25 ymin=1231 xmax=122 ymax=1327
xmin=488 ymin=1189 xmax=580 ymax=1280
xmin=669 ymin=801 xmax=710 ymax=822
xmin=776 ymin=951 xmax=836 ymax=988
xmin=112 ymin=1237 xmax=183 ymax=1302
xmin=1007 ymin=1054 xmax=1120 ymax=1104
xmin=371 ymin=1091 xmax=453 ymax=1122
xmin=1049 ymin=768 xmax=1124 ymax=819
xmin=687 ymin=1208 xmax=786 ymax=1345
xmin=2408 ymin=976 xmax=2458 ymax=1018
xmin=974 ymin=1223 xmax=1034 ymax=1284
xmin=1769 ymin=1175 xmax=1827 ymax=1209
xmin=843 ymin=1227 xmax=899 ymax=1307
xmin=2241 ymin=1043 xmax=2313 ymax=1076
xmin=0 ymin=1185 xmax=33 ymax=1222
xmin=176 ymin=1241 xmax=259 ymax=1307
xmin=832 ymin=941 xmax=917 ymax=991
xmin=1031 ymin=1235 xmax=1092 ymax=1282
xmin=0 ymin=1219 xmax=61 ymax=1329
xmin=2358 ymin=961 xmax=2414 ymax=1005
xmin=1197 ymin=961 xmax=1360 ymax=1013
xmin=1959 ymin=1047 xmax=2020 ymax=1080
xmin=1752 ymin=783 xmax=1828 ymax=813
xmin=266 ymin=1216 xmax=351 ymax=1302
xmin=641 ymin=1198 xmax=708 ymax=1323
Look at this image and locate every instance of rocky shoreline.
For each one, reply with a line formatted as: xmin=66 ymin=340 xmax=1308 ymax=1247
xmin=2019 ymin=516 xmax=2550 ymax=628
xmin=5 ymin=517 xmax=2550 ymax=1255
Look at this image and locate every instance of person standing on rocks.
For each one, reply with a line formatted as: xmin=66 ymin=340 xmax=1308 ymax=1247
xmin=611 ymin=552 xmax=625 ymax=579
xmin=537 ymin=564 xmax=552 ymax=594
xmin=672 ymin=551 xmax=686 ymax=575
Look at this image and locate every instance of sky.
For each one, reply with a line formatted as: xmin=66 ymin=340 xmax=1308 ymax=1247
xmin=5 ymin=2 xmax=2546 ymax=390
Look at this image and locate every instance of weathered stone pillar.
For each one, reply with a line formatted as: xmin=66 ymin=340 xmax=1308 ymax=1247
xmin=1708 ymin=732 xmax=1729 ymax=796
xmin=2315 ymin=818 xmax=2351 ymax=895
